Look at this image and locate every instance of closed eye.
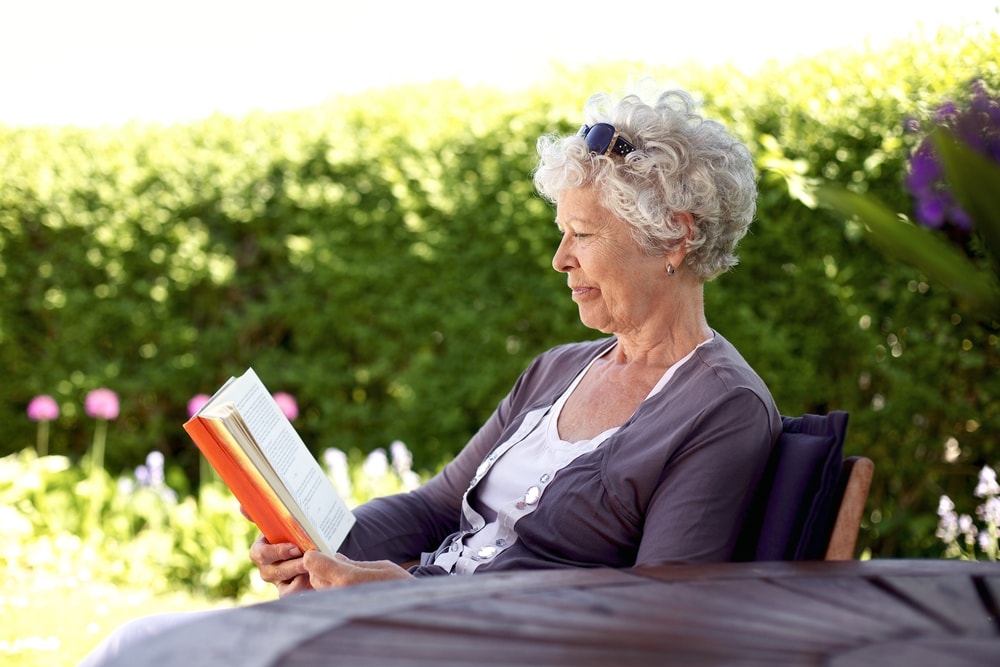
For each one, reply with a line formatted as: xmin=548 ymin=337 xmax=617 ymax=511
xmin=555 ymin=223 xmax=591 ymax=241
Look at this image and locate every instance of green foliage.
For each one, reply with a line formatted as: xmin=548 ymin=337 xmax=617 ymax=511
xmin=717 ymin=30 xmax=1000 ymax=557
xmin=0 ymin=444 xmax=423 ymax=600
xmin=0 ymin=448 xmax=257 ymax=599
xmin=0 ymin=446 xmax=423 ymax=666
xmin=1 ymin=25 xmax=999 ymax=560
xmin=0 ymin=82 xmax=586 ymax=479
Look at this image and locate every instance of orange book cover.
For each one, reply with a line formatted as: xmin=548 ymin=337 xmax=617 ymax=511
xmin=184 ymin=415 xmax=318 ymax=551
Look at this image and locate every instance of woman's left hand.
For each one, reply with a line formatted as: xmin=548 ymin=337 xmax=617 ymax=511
xmin=303 ymin=551 xmax=415 ymax=589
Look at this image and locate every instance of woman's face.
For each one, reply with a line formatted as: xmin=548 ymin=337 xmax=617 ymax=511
xmin=553 ymin=186 xmax=668 ymax=336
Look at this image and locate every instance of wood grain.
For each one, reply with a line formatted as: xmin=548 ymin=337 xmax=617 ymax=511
xmin=108 ymin=560 xmax=1000 ymax=667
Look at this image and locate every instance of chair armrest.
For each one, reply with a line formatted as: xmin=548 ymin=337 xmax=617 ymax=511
xmin=824 ymin=456 xmax=874 ymax=560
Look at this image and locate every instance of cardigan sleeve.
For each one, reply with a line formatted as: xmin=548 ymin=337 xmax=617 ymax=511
xmin=337 ymin=342 xmax=602 ymax=563
xmin=632 ymin=387 xmax=777 ymax=564
xmin=337 ymin=373 xmax=523 ymax=563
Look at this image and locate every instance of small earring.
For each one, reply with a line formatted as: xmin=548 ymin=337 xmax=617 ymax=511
xmin=666 ymin=263 xmax=676 ymax=276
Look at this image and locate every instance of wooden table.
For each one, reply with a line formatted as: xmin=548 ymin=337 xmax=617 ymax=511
xmin=112 ymin=559 xmax=1000 ymax=666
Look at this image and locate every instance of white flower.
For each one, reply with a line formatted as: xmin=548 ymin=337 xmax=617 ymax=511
xmin=323 ymin=447 xmax=347 ymax=470
xmin=978 ymin=497 xmax=1000 ymax=527
xmin=978 ymin=529 xmax=997 ymax=553
xmin=936 ymin=519 xmax=958 ymax=543
xmin=400 ymin=470 xmax=422 ymax=491
xmin=974 ymin=465 xmax=999 ymax=499
xmin=323 ymin=448 xmax=352 ymax=497
xmin=958 ymin=514 xmax=979 ymax=546
xmin=390 ymin=440 xmax=413 ymax=477
xmin=362 ymin=448 xmax=389 ymax=481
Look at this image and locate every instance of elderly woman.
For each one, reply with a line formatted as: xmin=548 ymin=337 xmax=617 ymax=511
xmin=255 ymin=86 xmax=781 ymax=593
xmin=79 ymin=86 xmax=780 ymax=665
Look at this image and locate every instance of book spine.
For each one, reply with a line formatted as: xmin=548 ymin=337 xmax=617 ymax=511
xmin=184 ymin=416 xmax=318 ymax=552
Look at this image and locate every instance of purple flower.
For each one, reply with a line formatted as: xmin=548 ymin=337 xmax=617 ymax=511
xmin=146 ymin=450 xmax=165 ymax=485
xmin=913 ymin=190 xmax=947 ymax=228
xmin=135 ymin=464 xmax=152 ymax=487
xmin=906 ymin=80 xmax=1000 ymax=233
xmin=187 ymin=393 xmax=210 ymax=418
xmin=273 ymin=392 xmax=298 ymax=420
xmin=27 ymin=395 xmax=59 ymax=422
xmin=905 ymin=144 xmax=941 ymax=193
xmin=85 ymin=388 xmax=120 ymax=420
xmin=933 ymin=101 xmax=958 ymax=123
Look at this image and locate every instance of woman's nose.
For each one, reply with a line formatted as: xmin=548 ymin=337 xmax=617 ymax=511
xmin=552 ymin=236 xmax=574 ymax=272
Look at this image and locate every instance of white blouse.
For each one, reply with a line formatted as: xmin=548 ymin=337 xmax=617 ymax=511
xmin=434 ymin=340 xmax=705 ymax=574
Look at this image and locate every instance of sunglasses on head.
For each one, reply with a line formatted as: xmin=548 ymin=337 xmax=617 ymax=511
xmin=578 ymin=123 xmax=637 ymax=157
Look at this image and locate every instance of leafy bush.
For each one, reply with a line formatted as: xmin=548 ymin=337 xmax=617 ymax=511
xmin=0 ymin=442 xmax=421 ymax=600
xmin=1 ymin=26 xmax=998 ymax=558
xmin=1 ymin=448 xmax=254 ymax=599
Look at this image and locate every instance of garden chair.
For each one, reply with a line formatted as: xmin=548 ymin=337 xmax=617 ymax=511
xmin=733 ymin=411 xmax=875 ymax=561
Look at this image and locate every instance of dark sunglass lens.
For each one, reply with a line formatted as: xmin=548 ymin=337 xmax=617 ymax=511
xmin=584 ymin=123 xmax=616 ymax=154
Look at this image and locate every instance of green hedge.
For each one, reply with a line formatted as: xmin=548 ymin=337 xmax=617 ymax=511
xmin=1 ymin=26 xmax=997 ymax=558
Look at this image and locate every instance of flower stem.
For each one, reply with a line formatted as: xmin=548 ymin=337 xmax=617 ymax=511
xmin=85 ymin=418 xmax=109 ymax=536
xmin=91 ymin=418 xmax=107 ymax=475
xmin=36 ymin=420 xmax=49 ymax=457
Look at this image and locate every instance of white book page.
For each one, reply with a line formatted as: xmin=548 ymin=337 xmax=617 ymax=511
xmin=202 ymin=368 xmax=354 ymax=554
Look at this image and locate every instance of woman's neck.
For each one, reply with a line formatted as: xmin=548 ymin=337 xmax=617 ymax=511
xmin=610 ymin=285 xmax=711 ymax=370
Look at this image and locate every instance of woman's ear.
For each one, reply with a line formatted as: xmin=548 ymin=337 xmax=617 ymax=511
xmin=672 ymin=211 xmax=696 ymax=238
xmin=663 ymin=211 xmax=696 ymax=268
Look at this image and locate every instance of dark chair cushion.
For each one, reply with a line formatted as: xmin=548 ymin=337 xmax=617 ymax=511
xmin=733 ymin=411 xmax=849 ymax=561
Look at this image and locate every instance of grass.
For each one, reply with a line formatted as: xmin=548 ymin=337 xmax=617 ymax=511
xmin=1 ymin=570 xmax=249 ymax=667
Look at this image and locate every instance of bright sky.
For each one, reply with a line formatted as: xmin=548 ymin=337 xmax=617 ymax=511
xmin=2 ymin=0 xmax=998 ymax=127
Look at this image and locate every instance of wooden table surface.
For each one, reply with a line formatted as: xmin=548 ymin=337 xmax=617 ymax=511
xmin=112 ymin=559 xmax=1000 ymax=666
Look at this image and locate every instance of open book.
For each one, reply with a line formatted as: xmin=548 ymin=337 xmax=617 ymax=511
xmin=183 ymin=368 xmax=355 ymax=554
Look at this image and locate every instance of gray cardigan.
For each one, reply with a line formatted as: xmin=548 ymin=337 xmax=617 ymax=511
xmin=340 ymin=333 xmax=781 ymax=573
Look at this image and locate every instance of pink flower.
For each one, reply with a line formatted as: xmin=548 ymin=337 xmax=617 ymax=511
xmin=187 ymin=393 xmax=211 ymax=418
xmin=27 ymin=395 xmax=60 ymax=421
xmin=273 ymin=392 xmax=298 ymax=420
xmin=85 ymin=388 xmax=120 ymax=420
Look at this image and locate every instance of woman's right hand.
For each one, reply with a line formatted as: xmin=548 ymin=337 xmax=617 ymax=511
xmin=248 ymin=534 xmax=312 ymax=597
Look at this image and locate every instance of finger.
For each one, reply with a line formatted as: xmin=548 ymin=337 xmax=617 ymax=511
xmin=304 ymin=552 xmax=412 ymax=589
xmin=249 ymin=535 xmax=303 ymax=566
xmin=258 ymin=555 xmax=309 ymax=585
xmin=276 ymin=574 xmax=313 ymax=598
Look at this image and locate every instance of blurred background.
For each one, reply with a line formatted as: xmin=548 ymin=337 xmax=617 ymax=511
xmin=4 ymin=0 xmax=997 ymax=126
xmin=2 ymin=2 xmax=999 ymax=665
